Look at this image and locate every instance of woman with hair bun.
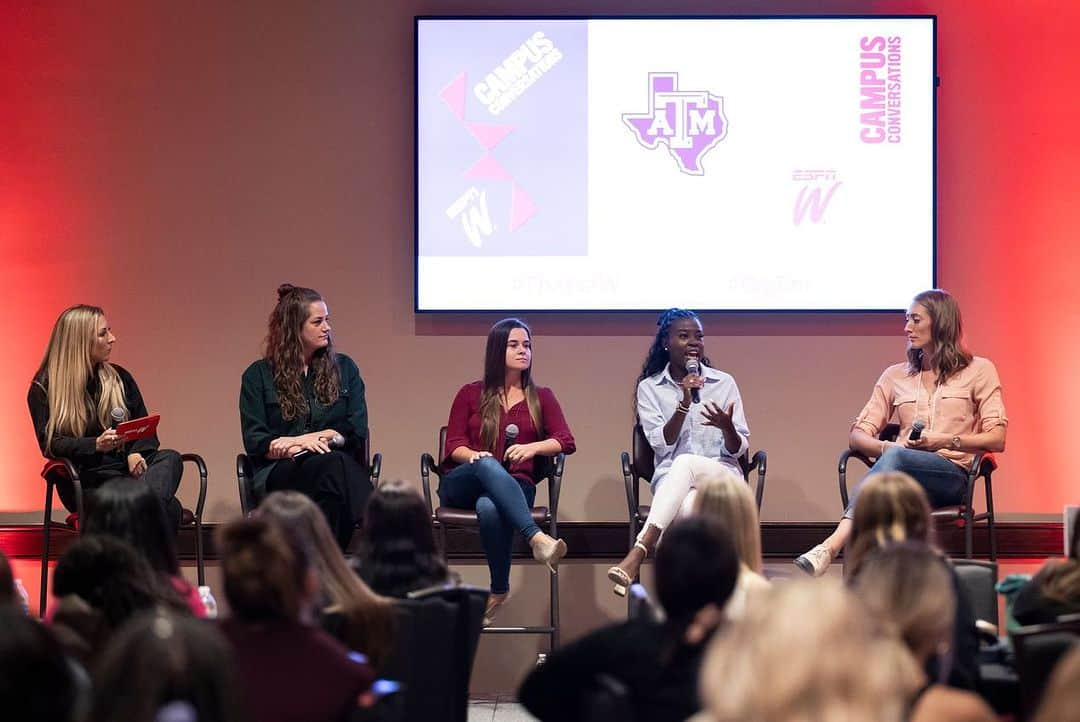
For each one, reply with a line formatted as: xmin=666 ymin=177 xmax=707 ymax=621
xmin=240 ymin=284 xmax=372 ymax=550
xmin=28 ymin=305 xmax=183 ymax=530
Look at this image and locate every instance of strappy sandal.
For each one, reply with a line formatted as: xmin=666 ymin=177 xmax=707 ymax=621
xmin=607 ymin=541 xmax=649 ymax=597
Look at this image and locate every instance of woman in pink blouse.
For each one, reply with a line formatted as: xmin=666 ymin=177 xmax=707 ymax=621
xmin=438 ymin=318 xmax=575 ymax=625
xmin=795 ymin=289 xmax=1007 ymax=576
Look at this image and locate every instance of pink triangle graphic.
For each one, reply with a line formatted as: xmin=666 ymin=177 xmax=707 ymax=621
xmin=466 ymin=122 xmax=515 ymax=150
xmin=464 ymin=153 xmax=512 ymax=182
xmin=509 ymin=183 xmax=538 ymax=231
xmin=439 ymin=72 xmax=467 ymax=121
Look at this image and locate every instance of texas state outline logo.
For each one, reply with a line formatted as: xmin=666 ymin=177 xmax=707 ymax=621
xmin=622 ymin=72 xmax=728 ymax=176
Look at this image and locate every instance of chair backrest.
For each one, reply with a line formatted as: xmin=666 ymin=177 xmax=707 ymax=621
xmin=238 ymin=436 xmax=373 ymax=515
xmin=953 ymin=559 xmax=999 ymax=628
xmin=629 ymin=424 xmax=756 ymax=507
xmin=628 ymin=582 xmax=662 ymax=624
xmin=1012 ymin=618 xmax=1080 ymax=720
xmin=579 ymin=673 xmax=635 ymax=721
xmin=380 ymin=584 xmax=487 ymax=722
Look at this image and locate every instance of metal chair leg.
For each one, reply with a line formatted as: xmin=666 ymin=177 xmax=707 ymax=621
xmin=40 ymin=480 xmax=53 ymax=617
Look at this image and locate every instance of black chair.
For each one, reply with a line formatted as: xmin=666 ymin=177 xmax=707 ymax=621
xmin=1011 ymin=617 xmax=1080 ymax=720
xmin=838 ymin=423 xmax=998 ymax=559
xmin=620 ymin=423 xmax=767 ymax=569
xmin=378 ymin=583 xmax=488 ymax=722
xmin=627 ymin=582 xmax=661 ymax=624
xmin=953 ymin=558 xmax=999 ymax=631
xmin=420 ymin=426 xmax=564 ymax=649
xmin=235 ymin=436 xmax=382 ymax=516
xmin=39 ymin=453 xmax=208 ymax=616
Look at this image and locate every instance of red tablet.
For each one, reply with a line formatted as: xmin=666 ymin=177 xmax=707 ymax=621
xmin=116 ymin=414 xmax=160 ymax=441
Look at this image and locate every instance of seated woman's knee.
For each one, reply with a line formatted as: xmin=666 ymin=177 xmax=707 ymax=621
xmin=474 ymin=495 xmax=499 ymax=520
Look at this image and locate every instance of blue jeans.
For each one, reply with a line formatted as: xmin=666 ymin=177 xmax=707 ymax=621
xmin=844 ymin=446 xmax=968 ymax=519
xmin=438 ymin=456 xmax=540 ymax=594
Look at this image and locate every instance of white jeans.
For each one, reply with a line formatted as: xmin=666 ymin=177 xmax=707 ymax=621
xmin=637 ymin=454 xmax=737 ymax=543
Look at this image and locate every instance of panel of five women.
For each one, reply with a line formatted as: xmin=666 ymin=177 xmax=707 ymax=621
xmin=32 ymin=287 xmax=1008 ymax=607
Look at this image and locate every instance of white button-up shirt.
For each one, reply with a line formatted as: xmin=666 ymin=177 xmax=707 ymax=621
xmin=636 ymin=363 xmax=751 ymax=490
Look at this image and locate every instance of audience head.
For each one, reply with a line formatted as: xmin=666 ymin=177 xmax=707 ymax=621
xmin=356 ymin=479 xmax=447 ymax=598
xmin=693 ymin=468 xmax=763 ymax=573
xmin=264 ymin=283 xmax=338 ymax=420
xmin=0 ymin=549 xmax=17 ymax=610
xmin=1033 ymin=645 xmax=1080 ymax=722
xmin=218 ymin=516 xmax=315 ymax=623
xmin=654 ymin=516 xmax=738 ymax=645
xmin=83 ymin=477 xmax=179 ymax=576
xmin=850 ymin=542 xmax=956 ymax=668
xmin=36 ymin=304 xmax=126 ymax=454
xmin=92 ymin=610 xmax=242 ymax=722
xmin=848 ymin=471 xmax=934 ymax=577
xmin=53 ymin=534 xmax=184 ymax=630
xmin=257 ymin=491 xmax=395 ymax=665
xmin=0 ymin=608 xmax=80 ymax=722
xmin=906 ymin=289 xmax=972 ymax=379
xmin=701 ymin=579 xmax=920 ymax=722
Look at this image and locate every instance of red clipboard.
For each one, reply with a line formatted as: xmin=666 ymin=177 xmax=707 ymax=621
xmin=116 ymin=414 xmax=160 ymax=441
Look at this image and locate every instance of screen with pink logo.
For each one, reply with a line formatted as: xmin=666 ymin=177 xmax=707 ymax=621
xmin=416 ymin=16 xmax=935 ymax=311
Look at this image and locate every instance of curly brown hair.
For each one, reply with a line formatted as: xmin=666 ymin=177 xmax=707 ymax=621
xmin=264 ymin=284 xmax=340 ymax=421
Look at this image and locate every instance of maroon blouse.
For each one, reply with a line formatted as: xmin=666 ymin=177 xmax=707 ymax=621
xmin=441 ymin=380 xmax=576 ymax=485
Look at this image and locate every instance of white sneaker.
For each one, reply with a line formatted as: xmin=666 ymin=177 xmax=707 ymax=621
xmin=794 ymin=543 xmax=834 ymax=577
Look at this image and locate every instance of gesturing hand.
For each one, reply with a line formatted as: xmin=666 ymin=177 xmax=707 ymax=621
xmin=702 ymin=401 xmax=736 ymax=429
xmin=95 ymin=429 xmax=123 ymax=453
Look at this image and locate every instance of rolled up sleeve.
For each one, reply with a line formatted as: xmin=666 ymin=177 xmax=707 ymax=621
xmin=852 ymin=371 xmax=893 ymax=437
xmin=973 ymin=360 xmax=1008 ymax=431
xmin=637 ymin=380 xmax=675 ymax=458
xmin=538 ymin=388 xmax=575 ymax=454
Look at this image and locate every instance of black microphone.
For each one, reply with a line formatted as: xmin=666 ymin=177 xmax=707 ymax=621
xmin=503 ymin=423 xmax=519 ymax=469
xmin=292 ymin=433 xmax=345 ymax=459
xmin=909 ymin=419 xmax=926 ymax=442
xmin=685 ymin=358 xmax=701 ymax=404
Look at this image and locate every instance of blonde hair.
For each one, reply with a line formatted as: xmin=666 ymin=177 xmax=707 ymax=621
xmin=35 ymin=305 xmax=126 ymax=455
xmin=700 ymin=579 xmax=921 ymax=722
xmin=847 ymin=472 xmax=935 ymax=577
xmin=258 ymin=492 xmax=395 ymax=668
xmin=850 ymin=542 xmax=955 ymax=663
xmin=693 ymin=467 xmax=763 ymax=573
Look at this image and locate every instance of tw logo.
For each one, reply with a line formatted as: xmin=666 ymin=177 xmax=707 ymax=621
xmin=623 ymin=73 xmax=727 ymax=176
xmin=792 ymin=170 xmax=842 ymax=225
xmin=446 ymin=186 xmax=494 ymax=248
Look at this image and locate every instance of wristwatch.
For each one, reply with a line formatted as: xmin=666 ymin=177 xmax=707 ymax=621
xmin=950 ymin=435 xmax=962 ymax=451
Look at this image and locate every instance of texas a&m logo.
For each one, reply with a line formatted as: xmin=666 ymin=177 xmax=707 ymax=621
xmin=622 ymin=73 xmax=728 ymax=176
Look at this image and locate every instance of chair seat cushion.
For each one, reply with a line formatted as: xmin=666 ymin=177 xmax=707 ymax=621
xmin=181 ymin=508 xmax=196 ymax=526
xmin=435 ymin=506 xmax=549 ymax=526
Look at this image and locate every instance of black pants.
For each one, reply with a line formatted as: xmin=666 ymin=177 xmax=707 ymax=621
xmin=266 ymin=451 xmax=373 ymax=550
xmin=57 ymin=449 xmax=184 ymax=533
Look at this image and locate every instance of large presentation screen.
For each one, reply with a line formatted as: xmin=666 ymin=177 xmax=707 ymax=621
xmin=416 ymin=16 xmax=936 ymax=311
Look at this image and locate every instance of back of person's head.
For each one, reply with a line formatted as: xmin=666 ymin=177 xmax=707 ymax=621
xmin=257 ymin=491 xmax=395 ymax=665
xmin=0 ymin=549 xmax=17 ymax=609
xmin=53 ymin=533 xmax=182 ymax=630
xmin=848 ymin=471 xmax=934 ymax=576
xmin=218 ymin=516 xmax=312 ymax=622
xmin=1033 ymin=645 xmax=1080 ymax=722
xmin=654 ymin=516 xmax=738 ymax=643
xmin=701 ymin=579 xmax=920 ymax=722
xmin=850 ymin=542 xmax=955 ymax=665
xmin=0 ymin=608 xmax=79 ymax=722
xmin=83 ymin=477 xmax=179 ymax=576
xmin=356 ymin=479 xmax=447 ymax=597
xmin=693 ymin=468 xmax=763 ymax=573
xmin=92 ymin=610 xmax=243 ymax=722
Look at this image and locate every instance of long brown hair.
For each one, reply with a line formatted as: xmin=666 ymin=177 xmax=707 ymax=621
xmin=847 ymin=472 xmax=935 ymax=578
xmin=258 ymin=492 xmax=395 ymax=668
xmin=264 ymin=284 xmax=340 ymax=421
xmin=218 ymin=517 xmax=312 ymax=622
xmin=35 ymin=305 xmax=128 ymax=455
xmin=906 ymin=289 xmax=973 ymax=385
xmin=479 ymin=318 xmax=542 ymax=451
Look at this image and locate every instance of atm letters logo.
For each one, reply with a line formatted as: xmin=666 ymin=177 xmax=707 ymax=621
xmin=623 ymin=73 xmax=728 ymax=176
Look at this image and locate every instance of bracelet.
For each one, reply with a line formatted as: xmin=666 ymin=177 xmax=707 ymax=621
xmin=676 ymin=404 xmax=691 ymax=415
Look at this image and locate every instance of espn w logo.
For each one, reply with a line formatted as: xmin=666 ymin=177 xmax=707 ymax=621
xmin=446 ymin=186 xmax=494 ymax=248
xmin=792 ymin=170 xmax=842 ymax=225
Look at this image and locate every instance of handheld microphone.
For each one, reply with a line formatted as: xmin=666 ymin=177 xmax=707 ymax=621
xmin=110 ymin=407 xmax=126 ymax=428
xmin=909 ymin=419 xmax=926 ymax=442
xmin=503 ymin=423 xmax=519 ymax=468
xmin=685 ymin=359 xmax=701 ymax=404
xmin=292 ymin=433 xmax=345 ymax=459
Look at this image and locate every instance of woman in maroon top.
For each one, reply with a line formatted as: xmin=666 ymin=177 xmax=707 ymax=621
xmin=439 ymin=318 xmax=575 ymax=625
